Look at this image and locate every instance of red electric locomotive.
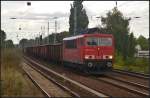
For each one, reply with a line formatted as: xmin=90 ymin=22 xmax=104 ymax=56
xmin=63 ymin=33 xmax=114 ymax=73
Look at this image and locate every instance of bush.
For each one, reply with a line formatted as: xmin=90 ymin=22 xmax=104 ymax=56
xmin=114 ymin=53 xmax=124 ymax=66
xmin=1 ymin=48 xmax=43 ymax=96
xmin=114 ymin=52 xmax=149 ymax=74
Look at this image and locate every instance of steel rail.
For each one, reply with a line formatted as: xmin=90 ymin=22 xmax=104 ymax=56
xmin=113 ymin=69 xmax=149 ymax=79
xmin=96 ymin=77 xmax=149 ymax=97
xmin=114 ymin=69 xmax=150 ymax=76
xmin=105 ymin=75 xmax=149 ymax=91
xmin=24 ymin=60 xmax=80 ymax=97
xmin=22 ymin=66 xmax=51 ymax=98
xmin=24 ymin=56 xmax=108 ymax=98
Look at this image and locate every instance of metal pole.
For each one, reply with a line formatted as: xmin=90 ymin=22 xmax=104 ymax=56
xmin=41 ymin=26 xmax=42 ymax=45
xmin=47 ymin=21 xmax=49 ymax=44
xmin=34 ymin=34 xmax=36 ymax=46
xmin=36 ymin=34 xmax=38 ymax=46
xmin=39 ymin=32 xmax=40 ymax=45
xmin=54 ymin=17 xmax=57 ymax=44
xmin=43 ymin=26 xmax=45 ymax=45
xmin=54 ymin=20 xmax=57 ymax=43
xmin=74 ymin=6 xmax=77 ymax=35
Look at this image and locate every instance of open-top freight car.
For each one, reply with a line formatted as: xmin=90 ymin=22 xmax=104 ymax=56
xmin=26 ymin=44 xmax=63 ymax=63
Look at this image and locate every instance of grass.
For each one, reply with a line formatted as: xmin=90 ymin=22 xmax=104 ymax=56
xmin=114 ymin=54 xmax=149 ymax=74
xmin=1 ymin=48 xmax=43 ymax=97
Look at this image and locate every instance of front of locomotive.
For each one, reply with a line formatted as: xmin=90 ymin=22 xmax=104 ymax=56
xmin=82 ymin=34 xmax=114 ymax=74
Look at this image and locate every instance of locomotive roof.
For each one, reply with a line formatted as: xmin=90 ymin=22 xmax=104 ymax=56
xmin=63 ymin=35 xmax=84 ymax=40
xmin=63 ymin=33 xmax=113 ymax=41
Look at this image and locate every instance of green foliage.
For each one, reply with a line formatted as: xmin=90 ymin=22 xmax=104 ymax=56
xmin=1 ymin=30 xmax=6 ymax=48
xmin=56 ymin=31 xmax=69 ymax=43
xmin=1 ymin=30 xmax=15 ymax=48
xmin=127 ymin=33 xmax=136 ymax=57
xmin=19 ymin=39 xmax=28 ymax=48
xmin=114 ymin=52 xmax=124 ymax=66
xmin=101 ymin=7 xmax=137 ymax=60
xmin=1 ymin=48 xmax=44 ymax=96
xmin=24 ymin=31 xmax=69 ymax=46
xmin=114 ymin=53 xmax=149 ymax=74
xmin=5 ymin=40 xmax=14 ymax=48
xmin=136 ymin=35 xmax=149 ymax=50
xmin=100 ymin=7 xmax=149 ymax=74
xmin=69 ymin=1 xmax=89 ymax=35
xmin=127 ymin=58 xmax=149 ymax=73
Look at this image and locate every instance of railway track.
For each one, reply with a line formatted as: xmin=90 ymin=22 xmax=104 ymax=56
xmin=24 ymin=56 xmax=149 ymax=97
xmin=113 ymin=69 xmax=149 ymax=79
xmin=22 ymin=63 xmax=51 ymax=97
xmin=93 ymin=69 xmax=150 ymax=97
xmin=108 ymin=69 xmax=149 ymax=87
xmin=95 ymin=76 xmax=149 ymax=97
xmin=23 ymin=56 xmax=108 ymax=97
xmin=105 ymin=75 xmax=149 ymax=91
xmin=22 ymin=62 xmax=76 ymax=97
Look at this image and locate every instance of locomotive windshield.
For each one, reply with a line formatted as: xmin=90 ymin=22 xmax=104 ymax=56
xmin=86 ymin=37 xmax=112 ymax=46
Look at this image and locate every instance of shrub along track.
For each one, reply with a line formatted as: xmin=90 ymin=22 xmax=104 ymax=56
xmin=24 ymin=55 xmax=149 ymax=97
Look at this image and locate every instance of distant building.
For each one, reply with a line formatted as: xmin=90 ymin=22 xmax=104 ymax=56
xmin=135 ymin=44 xmax=141 ymax=51
xmin=134 ymin=44 xmax=149 ymax=58
xmin=135 ymin=50 xmax=149 ymax=58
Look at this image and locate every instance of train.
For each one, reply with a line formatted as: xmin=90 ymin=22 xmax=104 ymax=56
xmin=25 ymin=28 xmax=115 ymax=74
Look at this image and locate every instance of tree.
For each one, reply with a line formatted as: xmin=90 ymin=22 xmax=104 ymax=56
xmin=69 ymin=1 xmax=89 ymax=35
xmin=0 ymin=30 xmax=6 ymax=48
xmin=101 ymin=7 xmax=130 ymax=60
xmin=56 ymin=31 xmax=69 ymax=43
xmin=127 ymin=33 xmax=136 ymax=57
xmin=5 ymin=40 xmax=14 ymax=48
xmin=28 ymin=39 xmax=34 ymax=46
xmin=19 ymin=39 xmax=28 ymax=48
xmin=136 ymin=35 xmax=149 ymax=50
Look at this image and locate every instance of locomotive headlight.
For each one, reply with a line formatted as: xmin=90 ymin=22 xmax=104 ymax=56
xmin=109 ymin=55 xmax=113 ymax=59
xmin=85 ymin=55 xmax=95 ymax=59
xmin=85 ymin=55 xmax=89 ymax=59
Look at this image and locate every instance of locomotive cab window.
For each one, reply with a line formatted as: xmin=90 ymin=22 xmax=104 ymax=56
xmin=86 ymin=37 xmax=112 ymax=46
xmin=65 ymin=39 xmax=77 ymax=49
xmin=86 ymin=37 xmax=98 ymax=46
xmin=100 ymin=38 xmax=112 ymax=46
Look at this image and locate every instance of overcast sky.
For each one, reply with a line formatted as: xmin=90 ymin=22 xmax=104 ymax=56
xmin=1 ymin=1 xmax=149 ymax=44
